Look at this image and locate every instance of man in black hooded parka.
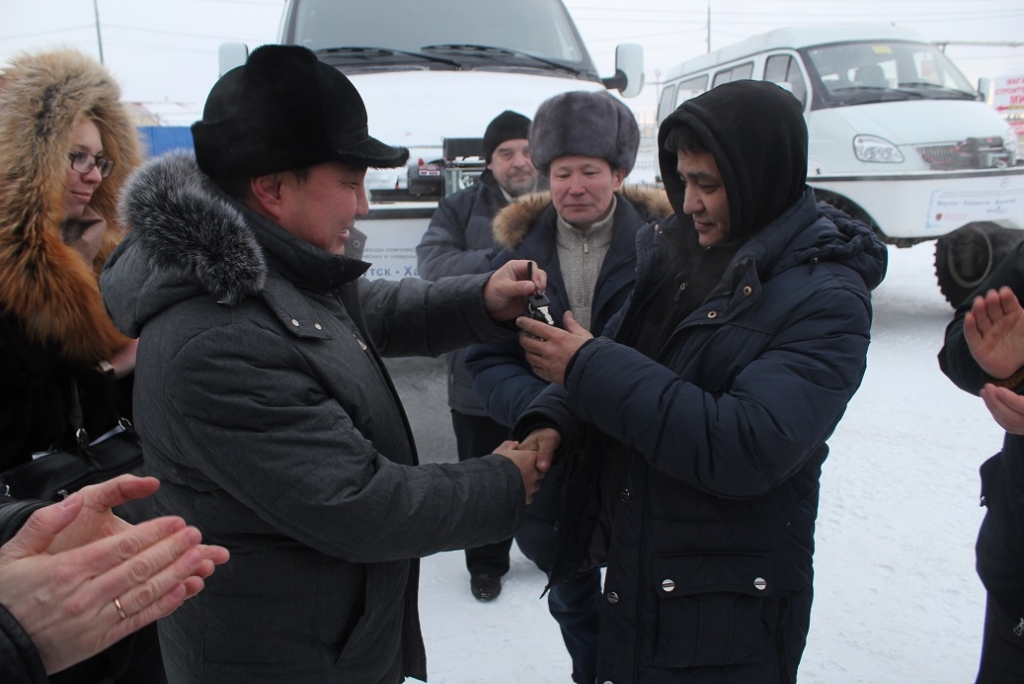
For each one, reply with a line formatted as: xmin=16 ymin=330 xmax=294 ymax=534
xmin=512 ymin=80 xmax=888 ymax=682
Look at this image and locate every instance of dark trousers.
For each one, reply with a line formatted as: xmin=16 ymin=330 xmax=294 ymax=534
xmin=451 ymin=410 xmax=513 ymax=577
xmin=978 ymin=594 xmax=1024 ymax=684
xmin=549 ymin=570 xmax=602 ymax=684
xmin=517 ymin=512 xmax=601 ymax=684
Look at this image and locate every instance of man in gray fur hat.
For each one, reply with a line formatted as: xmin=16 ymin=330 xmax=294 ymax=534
xmin=98 ymin=44 xmax=551 ymax=684
xmin=466 ymin=90 xmax=671 ymax=684
xmin=416 ymin=110 xmax=538 ymax=603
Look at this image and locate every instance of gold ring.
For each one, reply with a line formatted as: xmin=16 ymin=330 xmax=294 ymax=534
xmin=114 ymin=597 xmax=127 ymax=620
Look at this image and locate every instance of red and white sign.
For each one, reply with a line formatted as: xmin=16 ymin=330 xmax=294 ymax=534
xmin=992 ymin=74 xmax=1024 ymax=144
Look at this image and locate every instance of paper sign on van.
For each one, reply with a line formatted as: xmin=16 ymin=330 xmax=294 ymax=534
xmin=927 ymin=186 xmax=1024 ymax=229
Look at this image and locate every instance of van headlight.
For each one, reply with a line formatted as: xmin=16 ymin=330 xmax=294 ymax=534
xmin=853 ymin=135 xmax=905 ymax=163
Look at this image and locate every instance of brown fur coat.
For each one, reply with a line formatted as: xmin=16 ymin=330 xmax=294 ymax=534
xmin=491 ymin=185 xmax=673 ymax=250
xmin=0 ymin=49 xmax=142 ymax=364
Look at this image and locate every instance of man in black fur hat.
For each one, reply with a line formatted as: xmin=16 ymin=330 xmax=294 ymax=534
xmin=416 ymin=109 xmax=538 ymax=603
xmin=99 ymin=44 xmax=552 ymax=684
xmin=509 ymin=81 xmax=887 ymax=682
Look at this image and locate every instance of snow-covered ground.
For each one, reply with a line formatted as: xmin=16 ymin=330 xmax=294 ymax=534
xmin=415 ymin=240 xmax=1003 ymax=683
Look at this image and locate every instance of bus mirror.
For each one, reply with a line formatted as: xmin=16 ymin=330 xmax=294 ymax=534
xmin=219 ymin=43 xmax=249 ymax=77
xmin=603 ymin=43 xmax=645 ymax=98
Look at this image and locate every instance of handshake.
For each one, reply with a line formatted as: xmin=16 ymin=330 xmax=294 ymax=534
xmin=492 ymin=428 xmax=562 ymax=504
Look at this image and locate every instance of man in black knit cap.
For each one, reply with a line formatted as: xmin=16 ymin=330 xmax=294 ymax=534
xmin=416 ymin=110 xmax=538 ymax=602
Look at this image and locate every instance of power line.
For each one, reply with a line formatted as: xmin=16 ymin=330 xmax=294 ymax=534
xmin=0 ymin=25 xmax=94 ymax=42
xmin=575 ymin=8 xmax=1024 ymax=20
xmin=104 ymin=23 xmax=266 ymax=43
xmin=177 ymin=0 xmax=283 ymax=5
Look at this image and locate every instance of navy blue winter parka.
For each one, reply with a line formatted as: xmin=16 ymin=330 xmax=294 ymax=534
xmin=515 ymin=81 xmax=888 ymax=683
xmin=466 ymin=187 xmax=671 ymax=430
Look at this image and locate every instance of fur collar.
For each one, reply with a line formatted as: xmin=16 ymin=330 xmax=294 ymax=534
xmin=491 ymin=185 xmax=672 ymax=249
xmin=116 ymin=151 xmax=267 ymax=306
xmin=0 ymin=49 xmax=142 ymax=363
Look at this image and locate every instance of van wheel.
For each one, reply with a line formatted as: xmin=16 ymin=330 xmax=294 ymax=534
xmin=934 ymin=223 xmax=1024 ymax=308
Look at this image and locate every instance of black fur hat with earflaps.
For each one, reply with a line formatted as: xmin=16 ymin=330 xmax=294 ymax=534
xmin=192 ymin=44 xmax=409 ymax=179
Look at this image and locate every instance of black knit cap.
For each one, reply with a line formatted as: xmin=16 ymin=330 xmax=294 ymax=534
xmin=482 ymin=110 xmax=531 ymax=164
xmin=191 ymin=44 xmax=409 ymax=178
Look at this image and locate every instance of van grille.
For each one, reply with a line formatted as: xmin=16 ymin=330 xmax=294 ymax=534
xmin=916 ymin=137 xmax=1014 ymax=170
xmin=916 ymin=144 xmax=957 ymax=167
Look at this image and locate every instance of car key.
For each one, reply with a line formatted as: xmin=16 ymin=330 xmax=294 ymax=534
xmin=525 ymin=261 xmax=555 ymax=325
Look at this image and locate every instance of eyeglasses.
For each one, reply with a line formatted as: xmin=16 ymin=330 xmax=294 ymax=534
xmin=68 ymin=151 xmax=115 ymax=178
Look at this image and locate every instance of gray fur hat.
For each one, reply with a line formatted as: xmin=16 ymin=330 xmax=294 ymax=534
xmin=529 ymin=91 xmax=640 ymax=175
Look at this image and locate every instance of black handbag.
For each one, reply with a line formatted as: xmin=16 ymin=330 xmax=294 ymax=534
xmin=0 ymin=381 xmax=145 ymax=503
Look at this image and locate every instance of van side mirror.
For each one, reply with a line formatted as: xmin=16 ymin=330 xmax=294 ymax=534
xmin=977 ymin=77 xmax=992 ymax=103
xmin=602 ymin=43 xmax=645 ymax=98
xmin=219 ymin=43 xmax=249 ymax=77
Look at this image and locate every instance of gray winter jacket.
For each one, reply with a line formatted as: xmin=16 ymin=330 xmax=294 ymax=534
xmin=100 ymin=153 xmax=526 ymax=684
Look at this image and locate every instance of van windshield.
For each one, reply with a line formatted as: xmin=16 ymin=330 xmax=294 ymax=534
xmin=283 ymin=0 xmax=599 ymax=79
xmin=802 ymin=40 xmax=977 ymax=107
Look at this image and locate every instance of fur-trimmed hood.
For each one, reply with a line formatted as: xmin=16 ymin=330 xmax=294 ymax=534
xmin=0 ymin=49 xmax=142 ymax=364
xmin=491 ymin=185 xmax=673 ymax=249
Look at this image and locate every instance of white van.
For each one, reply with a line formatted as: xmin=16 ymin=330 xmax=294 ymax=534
xmin=221 ymin=0 xmax=643 ymax=280
xmin=657 ymin=24 xmax=1024 ymax=305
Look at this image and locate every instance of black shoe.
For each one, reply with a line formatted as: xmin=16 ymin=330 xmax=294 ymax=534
xmin=470 ymin=574 xmax=502 ymax=602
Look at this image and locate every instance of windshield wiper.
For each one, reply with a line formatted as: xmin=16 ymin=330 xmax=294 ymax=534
xmin=896 ymin=81 xmax=976 ymax=99
xmin=420 ymin=44 xmax=581 ymax=75
xmin=831 ymin=85 xmax=924 ymax=95
xmin=827 ymin=85 xmax=927 ymax=105
xmin=315 ymin=47 xmax=461 ymax=69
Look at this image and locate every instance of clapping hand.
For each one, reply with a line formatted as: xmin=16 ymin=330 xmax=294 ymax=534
xmin=964 ymin=287 xmax=1024 ymax=380
xmin=0 ymin=475 xmax=229 ymax=674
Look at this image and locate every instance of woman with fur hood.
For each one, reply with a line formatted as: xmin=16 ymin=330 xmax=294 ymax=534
xmin=0 ymin=49 xmax=162 ymax=683
xmin=0 ymin=49 xmax=141 ymax=478
xmin=465 ymin=91 xmax=672 ymax=684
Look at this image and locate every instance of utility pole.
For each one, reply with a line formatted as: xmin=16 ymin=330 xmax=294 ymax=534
xmin=93 ymin=0 xmax=104 ymax=64
xmin=704 ymin=0 xmax=712 ymax=53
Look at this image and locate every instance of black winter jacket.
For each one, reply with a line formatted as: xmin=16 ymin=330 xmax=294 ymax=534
xmin=416 ymin=170 xmax=510 ymax=415
xmin=0 ymin=496 xmax=49 ymax=684
xmin=939 ymin=238 xmax=1024 ymax=627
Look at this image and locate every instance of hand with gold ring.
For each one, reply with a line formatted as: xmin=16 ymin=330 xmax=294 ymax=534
xmin=113 ymin=596 xmax=128 ymax=620
xmin=0 ymin=477 xmax=230 ymax=675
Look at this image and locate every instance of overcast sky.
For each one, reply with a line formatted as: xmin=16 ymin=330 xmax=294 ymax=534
xmin=2 ymin=0 xmax=1023 ymax=124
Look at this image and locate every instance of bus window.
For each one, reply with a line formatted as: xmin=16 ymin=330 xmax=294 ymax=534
xmin=712 ymin=61 xmax=753 ymax=88
xmin=674 ymin=74 xmax=709 ymax=106
xmin=658 ymin=84 xmax=678 ymax=121
xmin=764 ymin=54 xmax=807 ymax=105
